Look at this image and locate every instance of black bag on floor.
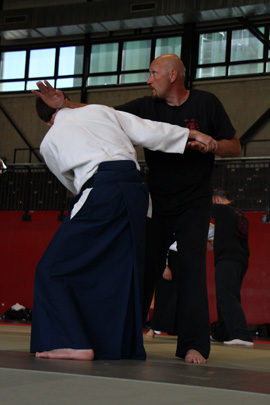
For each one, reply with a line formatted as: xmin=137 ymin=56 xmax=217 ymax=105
xmin=3 ymin=307 xmax=32 ymax=321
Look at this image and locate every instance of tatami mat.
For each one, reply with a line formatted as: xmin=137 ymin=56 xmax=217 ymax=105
xmin=0 ymin=324 xmax=269 ymax=404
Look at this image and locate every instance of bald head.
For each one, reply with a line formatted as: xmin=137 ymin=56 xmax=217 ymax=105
xmin=153 ymin=54 xmax=186 ymax=79
xmin=147 ymin=54 xmax=188 ymax=105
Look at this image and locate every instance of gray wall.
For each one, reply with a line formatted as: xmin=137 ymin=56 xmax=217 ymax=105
xmin=195 ymin=77 xmax=270 ymax=157
xmin=0 ymin=76 xmax=270 ymax=164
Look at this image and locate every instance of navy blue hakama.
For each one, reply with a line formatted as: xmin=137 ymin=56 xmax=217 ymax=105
xmin=30 ymin=161 xmax=148 ymax=360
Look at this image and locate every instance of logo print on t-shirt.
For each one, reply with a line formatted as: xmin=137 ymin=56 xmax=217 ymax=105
xmin=185 ymin=119 xmax=200 ymax=130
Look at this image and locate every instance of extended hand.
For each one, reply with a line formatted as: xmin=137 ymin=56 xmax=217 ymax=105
xmin=31 ymin=80 xmax=65 ymax=109
xmin=162 ymin=265 xmax=173 ymax=281
xmin=186 ymin=140 xmax=210 ymax=153
xmin=189 ymin=130 xmax=218 ymax=153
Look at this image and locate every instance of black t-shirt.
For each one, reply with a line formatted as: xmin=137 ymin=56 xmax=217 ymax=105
xmin=211 ymin=204 xmax=250 ymax=267
xmin=115 ymin=90 xmax=236 ymax=215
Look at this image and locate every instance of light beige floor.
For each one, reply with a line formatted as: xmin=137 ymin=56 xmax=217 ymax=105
xmin=0 ymin=324 xmax=269 ymax=405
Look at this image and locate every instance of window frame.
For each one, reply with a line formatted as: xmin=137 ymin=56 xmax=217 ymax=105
xmin=195 ymin=23 xmax=270 ymax=81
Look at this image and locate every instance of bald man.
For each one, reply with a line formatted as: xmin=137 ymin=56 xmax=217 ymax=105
xmin=115 ymin=54 xmax=241 ymax=364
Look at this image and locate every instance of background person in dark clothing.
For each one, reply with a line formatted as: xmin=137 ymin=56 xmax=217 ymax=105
xmin=210 ymin=189 xmax=254 ymax=347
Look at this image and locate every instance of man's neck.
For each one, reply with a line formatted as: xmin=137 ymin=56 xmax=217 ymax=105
xmin=166 ymin=89 xmax=190 ymax=107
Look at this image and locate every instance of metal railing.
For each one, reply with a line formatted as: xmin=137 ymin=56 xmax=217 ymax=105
xmin=212 ymin=157 xmax=270 ymax=222
xmin=0 ymin=158 xmax=269 ymax=222
xmin=0 ymin=164 xmax=72 ymax=221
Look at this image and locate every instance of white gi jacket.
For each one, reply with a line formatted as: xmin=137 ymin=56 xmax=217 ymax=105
xmin=40 ymin=104 xmax=189 ymax=195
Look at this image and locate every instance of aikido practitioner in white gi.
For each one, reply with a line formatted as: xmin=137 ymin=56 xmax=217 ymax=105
xmin=31 ymin=87 xmax=217 ymax=361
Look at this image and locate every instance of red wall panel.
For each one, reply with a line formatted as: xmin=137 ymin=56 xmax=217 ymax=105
xmin=0 ymin=211 xmax=61 ymax=314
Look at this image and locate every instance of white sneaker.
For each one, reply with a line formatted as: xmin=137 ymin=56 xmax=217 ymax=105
xmin=224 ymin=339 xmax=254 ymax=347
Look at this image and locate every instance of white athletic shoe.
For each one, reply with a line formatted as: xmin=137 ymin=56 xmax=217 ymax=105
xmin=224 ymin=339 xmax=254 ymax=347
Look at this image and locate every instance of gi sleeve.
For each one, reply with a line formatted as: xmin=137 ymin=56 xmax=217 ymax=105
xmin=113 ymin=109 xmax=189 ymax=154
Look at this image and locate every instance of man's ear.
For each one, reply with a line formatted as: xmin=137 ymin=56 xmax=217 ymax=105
xmin=169 ymin=69 xmax=177 ymax=83
xmin=215 ymin=196 xmax=223 ymax=204
xmin=45 ymin=109 xmax=59 ymax=126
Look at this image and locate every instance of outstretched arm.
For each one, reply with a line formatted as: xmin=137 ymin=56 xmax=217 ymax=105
xmin=31 ymin=80 xmax=86 ymax=109
xmin=188 ymin=130 xmax=241 ymax=157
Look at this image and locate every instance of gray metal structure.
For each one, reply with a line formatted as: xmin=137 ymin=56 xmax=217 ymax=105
xmin=1 ymin=0 xmax=270 ymax=41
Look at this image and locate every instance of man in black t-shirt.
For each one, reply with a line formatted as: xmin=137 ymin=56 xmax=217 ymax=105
xmin=210 ymin=189 xmax=253 ymax=346
xmin=115 ymin=54 xmax=241 ymax=363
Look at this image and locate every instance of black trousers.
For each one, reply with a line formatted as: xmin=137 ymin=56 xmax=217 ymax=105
xmin=143 ymin=199 xmax=211 ymax=359
xmin=212 ymin=259 xmax=253 ymax=342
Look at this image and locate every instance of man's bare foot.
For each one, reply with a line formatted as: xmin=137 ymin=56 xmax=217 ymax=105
xmin=146 ymin=329 xmax=155 ymax=338
xmin=35 ymin=348 xmax=94 ymax=361
xmin=185 ymin=349 xmax=206 ymax=364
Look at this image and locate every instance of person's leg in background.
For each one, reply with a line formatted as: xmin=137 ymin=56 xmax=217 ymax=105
xmin=215 ymin=260 xmax=253 ymax=345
